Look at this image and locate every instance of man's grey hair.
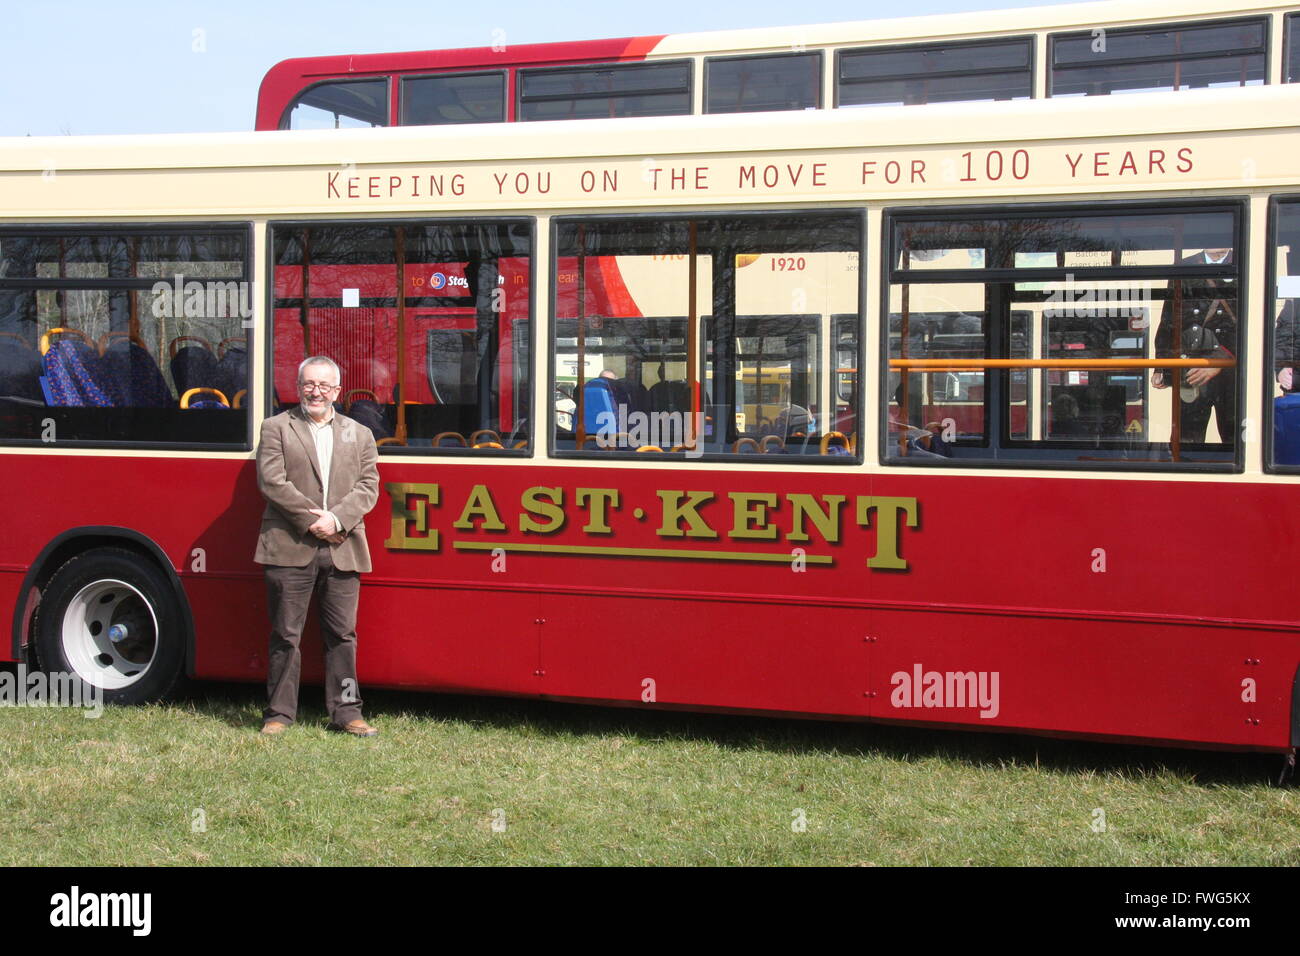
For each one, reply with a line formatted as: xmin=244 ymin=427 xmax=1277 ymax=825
xmin=297 ymin=355 xmax=341 ymax=385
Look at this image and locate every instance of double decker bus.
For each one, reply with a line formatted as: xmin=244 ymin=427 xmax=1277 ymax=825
xmin=4 ymin=1 xmax=1300 ymax=757
xmin=257 ymin=0 xmax=1300 ymax=132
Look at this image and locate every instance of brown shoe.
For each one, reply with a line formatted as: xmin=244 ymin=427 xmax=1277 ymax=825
xmin=261 ymin=720 xmax=289 ymax=736
xmin=330 ymin=719 xmax=378 ymax=737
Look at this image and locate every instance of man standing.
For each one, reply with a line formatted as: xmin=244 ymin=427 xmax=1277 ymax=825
xmin=1152 ymin=248 xmax=1237 ymax=445
xmin=255 ymin=355 xmax=380 ymax=737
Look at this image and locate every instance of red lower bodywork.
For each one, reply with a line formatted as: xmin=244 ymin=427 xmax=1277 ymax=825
xmin=2 ymin=452 xmax=1293 ymax=753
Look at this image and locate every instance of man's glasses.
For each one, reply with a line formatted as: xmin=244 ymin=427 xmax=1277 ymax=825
xmin=300 ymin=382 xmax=339 ymax=394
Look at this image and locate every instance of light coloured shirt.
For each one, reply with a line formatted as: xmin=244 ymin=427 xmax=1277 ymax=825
xmin=301 ymin=404 xmax=341 ymax=534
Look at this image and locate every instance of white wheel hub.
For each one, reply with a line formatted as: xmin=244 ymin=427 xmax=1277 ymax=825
xmin=59 ymin=579 xmax=158 ymax=690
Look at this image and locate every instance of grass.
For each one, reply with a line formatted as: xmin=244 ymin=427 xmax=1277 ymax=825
xmin=0 ymin=676 xmax=1295 ymax=866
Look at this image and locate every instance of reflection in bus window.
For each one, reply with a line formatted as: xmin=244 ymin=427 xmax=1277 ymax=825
xmin=886 ymin=206 xmax=1240 ymax=467
xmin=271 ymin=221 xmax=531 ymax=452
xmin=837 ymin=38 xmax=1032 ymax=107
xmin=400 ymin=72 xmax=505 ymax=126
xmin=1288 ymin=13 xmax=1300 ymax=83
xmin=282 ymin=79 xmax=389 ymax=129
xmin=518 ymin=62 xmax=691 ymax=121
xmin=0 ymin=229 xmax=250 ymax=446
xmin=1271 ymin=199 xmax=1300 ymax=467
xmin=705 ymin=53 xmax=821 ymax=114
xmin=553 ymin=213 xmax=860 ymax=459
xmin=1050 ymin=17 xmax=1267 ymax=97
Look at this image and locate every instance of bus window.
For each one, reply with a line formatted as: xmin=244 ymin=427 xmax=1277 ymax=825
xmin=271 ymin=221 xmax=531 ymax=452
xmin=836 ymin=38 xmax=1032 ymax=107
xmin=1050 ymin=17 xmax=1267 ymax=97
xmin=553 ymin=212 xmax=860 ymax=459
xmin=518 ymin=61 xmax=691 ymax=122
xmin=400 ymin=72 xmax=506 ymax=126
xmin=281 ymin=79 xmax=389 ymax=130
xmin=0 ymin=229 xmax=250 ymax=446
xmin=1270 ymin=198 xmax=1300 ymax=469
xmin=704 ymin=52 xmax=821 ymax=114
xmin=886 ymin=205 xmax=1240 ymax=468
xmin=1287 ymin=13 xmax=1300 ymax=83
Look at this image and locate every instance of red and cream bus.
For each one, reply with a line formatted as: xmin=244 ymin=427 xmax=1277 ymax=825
xmin=4 ymin=0 xmax=1300 ymax=757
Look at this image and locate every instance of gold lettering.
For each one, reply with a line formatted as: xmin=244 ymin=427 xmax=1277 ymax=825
xmin=452 ymin=484 xmax=507 ymax=531
xmin=519 ymin=486 xmax=566 ymax=534
xmin=728 ymin=492 xmax=778 ymax=540
xmin=786 ymin=493 xmax=845 ymax=543
xmin=383 ymin=482 xmax=441 ymax=551
xmin=656 ymin=490 xmax=718 ymax=539
xmin=855 ymin=496 xmax=918 ymax=570
xmin=575 ymin=488 xmax=620 ymax=534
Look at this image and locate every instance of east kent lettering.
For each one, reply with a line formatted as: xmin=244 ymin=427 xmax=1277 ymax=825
xmin=383 ymin=482 xmax=919 ymax=570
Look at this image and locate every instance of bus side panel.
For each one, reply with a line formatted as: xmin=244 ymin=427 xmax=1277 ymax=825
xmin=355 ymin=583 xmax=541 ymax=696
xmin=870 ymin=608 xmax=1285 ymax=750
xmin=538 ymin=595 xmax=870 ymax=717
xmin=0 ymin=570 xmax=25 ymax=662
xmin=184 ymin=570 xmax=267 ymax=681
xmin=0 ymin=455 xmax=265 ymax=678
xmin=866 ymin=472 xmax=1295 ymax=751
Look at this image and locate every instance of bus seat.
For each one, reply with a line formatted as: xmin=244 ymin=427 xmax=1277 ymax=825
xmin=100 ymin=337 xmax=172 ymax=408
xmin=169 ymin=336 xmax=219 ymax=397
xmin=215 ymin=339 xmax=248 ymax=402
xmin=820 ymin=431 xmax=850 ymax=455
xmin=582 ymin=377 xmax=618 ymax=435
xmin=1275 ymin=394 xmax=1300 ymax=465
xmin=344 ymin=389 xmax=391 ymax=440
xmin=346 ymin=399 xmax=391 ymax=440
xmin=181 ymin=387 xmax=229 ymax=409
xmin=649 ymin=379 xmax=691 ymax=413
xmin=0 ymin=335 xmax=45 ymax=404
xmin=40 ymin=330 xmax=119 ymax=407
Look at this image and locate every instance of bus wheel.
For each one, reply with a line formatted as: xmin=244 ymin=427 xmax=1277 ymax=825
xmin=34 ymin=548 xmax=186 ymax=705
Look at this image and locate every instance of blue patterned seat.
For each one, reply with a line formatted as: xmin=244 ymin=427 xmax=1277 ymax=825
xmin=41 ymin=332 xmax=120 ymax=407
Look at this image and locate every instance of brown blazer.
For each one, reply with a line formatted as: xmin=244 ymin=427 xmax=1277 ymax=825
xmin=254 ymin=406 xmax=379 ymax=572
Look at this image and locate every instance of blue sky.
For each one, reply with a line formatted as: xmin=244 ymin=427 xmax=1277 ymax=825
xmin=1 ymin=0 xmax=1079 ymax=136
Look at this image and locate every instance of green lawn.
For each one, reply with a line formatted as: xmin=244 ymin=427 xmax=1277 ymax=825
xmin=0 ymin=680 xmax=1295 ymax=866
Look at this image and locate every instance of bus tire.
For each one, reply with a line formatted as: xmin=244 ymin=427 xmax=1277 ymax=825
xmin=33 ymin=547 xmax=186 ymax=706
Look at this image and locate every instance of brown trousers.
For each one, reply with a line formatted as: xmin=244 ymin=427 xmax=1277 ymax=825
xmin=264 ymin=544 xmax=363 ymax=726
